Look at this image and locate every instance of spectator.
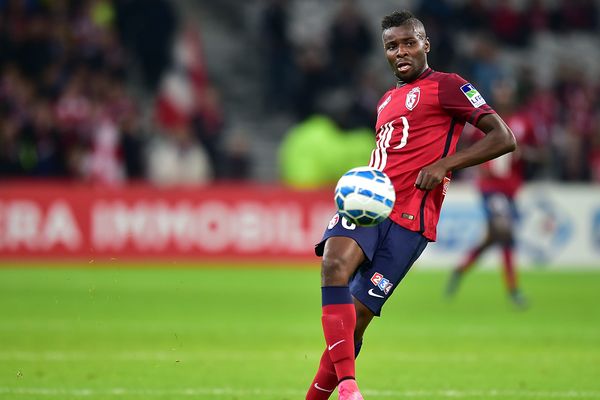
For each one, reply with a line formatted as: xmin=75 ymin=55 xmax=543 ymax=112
xmin=465 ymin=35 xmax=506 ymax=101
xmin=114 ymin=0 xmax=177 ymax=91
xmin=0 ymin=0 xmax=146 ymax=184
xmin=20 ymin=100 xmax=66 ymax=177
xmin=553 ymin=0 xmax=599 ymax=32
xmin=417 ymin=0 xmax=454 ymax=31
xmin=456 ymin=0 xmax=489 ymax=33
xmin=120 ymin=112 xmax=145 ymax=180
xmin=147 ymin=126 xmax=212 ymax=186
xmin=488 ymin=1 xmax=528 ymax=47
xmin=85 ymin=110 xmax=125 ymax=185
xmin=525 ymin=0 xmax=552 ymax=34
xmin=418 ymin=14 xmax=456 ymax=72
xmin=326 ymin=0 xmax=373 ymax=88
xmin=221 ymin=131 xmax=252 ymax=180
xmin=553 ymin=66 xmax=597 ymax=181
xmin=259 ymin=0 xmax=295 ymax=112
xmin=0 ymin=115 xmax=24 ymax=176
xmin=590 ymin=116 xmax=600 ymax=183
xmin=292 ymin=41 xmax=330 ymax=120
xmin=191 ymin=84 xmax=225 ymax=177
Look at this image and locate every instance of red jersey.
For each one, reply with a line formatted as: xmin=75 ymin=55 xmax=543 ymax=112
xmin=370 ymin=68 xmax=495 ymax=241
xmin=478 ymin=112 xmax=535 ymax=197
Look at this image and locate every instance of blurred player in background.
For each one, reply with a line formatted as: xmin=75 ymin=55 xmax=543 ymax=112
xmin=306 ymin=11 xmax=516 ymax=400
xmin=446 ymin=79 xmax=540 ymax=308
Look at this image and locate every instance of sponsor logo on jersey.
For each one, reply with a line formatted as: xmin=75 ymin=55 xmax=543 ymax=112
xmin=370 ymin=272 xmax=393 ymax=294
xmin=328 ymin=214 xmax=340 ymax=229
xmin=377 ymin=94 xmax=392 ymax=115
xmin=460 ymin=83 xmax=486 ymax=107
xmin=405 ymin=87 xmax=420 ymax=110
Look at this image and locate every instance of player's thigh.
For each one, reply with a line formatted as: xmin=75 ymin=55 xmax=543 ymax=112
xmin=317 ymin=214 xmax=381 ymax=285
xmin=321 ymin=236 xmax=367 ymax=285
xmin=484 ymin=193 xmax=516 ymax=239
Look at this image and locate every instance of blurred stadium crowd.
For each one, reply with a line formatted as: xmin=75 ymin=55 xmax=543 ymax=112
xmin=1 ymin=0 xmax=599 ymax=185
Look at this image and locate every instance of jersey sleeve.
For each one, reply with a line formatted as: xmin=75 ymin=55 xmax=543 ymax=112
xmin=438 ymin=73 xmax=495 ymax=125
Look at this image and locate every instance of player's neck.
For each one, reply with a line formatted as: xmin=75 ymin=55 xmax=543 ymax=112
xmin=396 ymin=66 xmax=430 ymax=88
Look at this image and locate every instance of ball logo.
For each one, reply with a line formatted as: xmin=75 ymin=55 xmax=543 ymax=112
xmin=405 ymin=87 xmax=420 ymax=110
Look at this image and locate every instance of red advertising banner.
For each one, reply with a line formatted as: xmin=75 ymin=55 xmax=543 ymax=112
xmin=0 ymin=182 xmax=336 ymax=262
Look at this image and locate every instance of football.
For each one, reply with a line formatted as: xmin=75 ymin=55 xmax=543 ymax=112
xmin=334 ymin=166 xmax=396 ymax=226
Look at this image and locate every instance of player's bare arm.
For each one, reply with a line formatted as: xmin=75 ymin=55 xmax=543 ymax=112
xmin=415 ymin=114 xmax=516 ymax=190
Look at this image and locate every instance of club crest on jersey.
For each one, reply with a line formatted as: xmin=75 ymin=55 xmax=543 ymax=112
xmin=377 ymin=94 xmax=392 ymax=115
xmin=370 ymin=272 xmax=394 ymax=294
xmin=460 ymin=83 xmax=486 ymax=107
xmin=328 ymin=214 xmax=340 ymax=229
xmin=405 ymin=87 xmax=420 ymax=110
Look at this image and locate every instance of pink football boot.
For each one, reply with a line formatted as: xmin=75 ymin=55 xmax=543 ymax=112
xmin=338 ymin=379 xmax=364 ymax=400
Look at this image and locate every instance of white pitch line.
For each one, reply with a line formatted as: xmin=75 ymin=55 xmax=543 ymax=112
xmin=0 ymin=387 xmax=599 ymax=398
xmin=0 ymin=350 xmax=480 ymax=362
xmin=1 ymin=350 xmax=596 ymax=364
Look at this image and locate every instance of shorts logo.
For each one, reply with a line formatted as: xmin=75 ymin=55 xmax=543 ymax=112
xmin=328 ymin=214 xmax=340 ymax=229
xmin=370 ymin=272 xmax=394 ymax=295
xmin=460 ymin=83 xmax=486 ymax=107
xmin=405 ymin=87 xmax=420 ymax=110
xmin=341 ymin=217 xmax=356 ymax=230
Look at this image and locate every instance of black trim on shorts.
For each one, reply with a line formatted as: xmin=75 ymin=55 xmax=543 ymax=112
xmin=419 ymin=192 xmax=429 ymax=233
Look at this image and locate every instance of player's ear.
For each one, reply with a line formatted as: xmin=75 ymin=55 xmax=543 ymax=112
xmin=424 ymin=37 xmax=430 ymax=53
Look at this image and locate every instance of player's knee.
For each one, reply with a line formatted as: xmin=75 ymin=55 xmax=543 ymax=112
xmin=490 ymin=220 xmax=511 ymax=240
xmin=500 ymin=234 xmax=514 ymax=247
xmin=321 ymin=255 xmax=353 ymax=285
xmin=494 ymin=226 xmax=512 ymax=244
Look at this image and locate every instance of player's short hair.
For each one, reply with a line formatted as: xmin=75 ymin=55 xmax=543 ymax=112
xmin=381 ymin=10 xmax=426 ymax=37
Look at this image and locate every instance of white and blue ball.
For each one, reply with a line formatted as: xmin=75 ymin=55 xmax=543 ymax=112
xmin=334 ymin=166 xmax=396 ymax=227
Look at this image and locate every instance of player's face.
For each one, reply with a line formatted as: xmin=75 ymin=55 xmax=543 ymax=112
xmin=382 ymin=24 xmax=430 ymax=83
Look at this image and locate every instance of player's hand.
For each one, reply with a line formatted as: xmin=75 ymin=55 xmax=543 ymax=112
xmin=415 ymin=161 xmax=448 ymax=190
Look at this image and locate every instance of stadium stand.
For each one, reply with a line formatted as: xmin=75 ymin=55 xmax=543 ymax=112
xmin=1 ymin=0 xmax=599 ymax=184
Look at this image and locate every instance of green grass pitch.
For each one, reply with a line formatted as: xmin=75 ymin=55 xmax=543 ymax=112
xmin=0 ymin=264 xmax=599 ymax=399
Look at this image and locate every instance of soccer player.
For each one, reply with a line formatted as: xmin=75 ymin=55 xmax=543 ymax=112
xmin=305 ymin=10 xmax=516 ymax=400
xmin=445 ymin=79 xmax=538 ymax=308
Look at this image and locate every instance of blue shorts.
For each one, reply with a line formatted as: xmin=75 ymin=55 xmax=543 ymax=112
xmin=315 ymin=214 xmax=429 ymax=316
xmin=482 ymin=192 xmax=518 ymax=222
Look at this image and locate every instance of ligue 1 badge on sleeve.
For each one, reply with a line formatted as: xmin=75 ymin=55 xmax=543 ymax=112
xmin=405 ymin=87 xmax=420 ymax=110
xmin=461 ymin=83 xmax=487 ymax=107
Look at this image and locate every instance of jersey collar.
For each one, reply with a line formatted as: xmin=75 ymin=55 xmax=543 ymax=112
xmin=396 ymin=67 xmax=433 ymax=88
